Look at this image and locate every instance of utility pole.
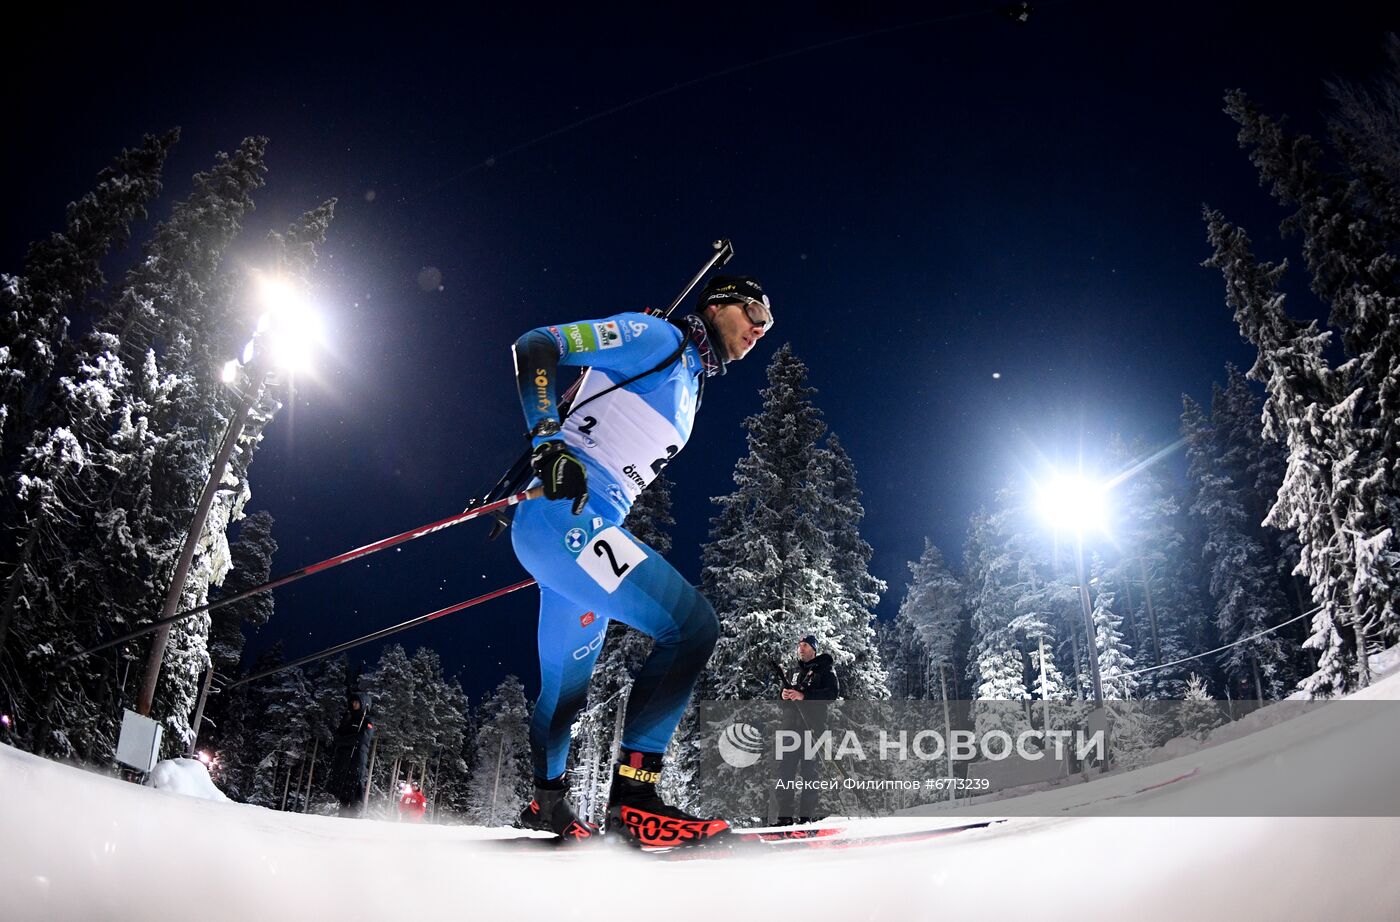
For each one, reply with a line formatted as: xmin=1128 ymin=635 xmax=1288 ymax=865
xmin=137 ymin=369 xmax=262 ymax=716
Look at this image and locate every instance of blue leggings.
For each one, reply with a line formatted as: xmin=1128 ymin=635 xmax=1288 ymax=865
xmin=510 ymin=496 xmax=718 ymax=781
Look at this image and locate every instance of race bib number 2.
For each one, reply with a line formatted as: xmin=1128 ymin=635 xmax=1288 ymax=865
xmin=576 ymin=527 xmax=646 ymax=593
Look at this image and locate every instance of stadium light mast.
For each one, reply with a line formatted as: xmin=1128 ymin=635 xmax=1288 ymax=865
xmin=1036 ymin=473 xmax=1109 ymax=708
xmin=137 ymin=276 xmax=324 ymax=718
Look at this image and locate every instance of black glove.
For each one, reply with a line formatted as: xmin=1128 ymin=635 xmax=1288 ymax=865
xmin=531 ymin=439 xmax=589 ymax=514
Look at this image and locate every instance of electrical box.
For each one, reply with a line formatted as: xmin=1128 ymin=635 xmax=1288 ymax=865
xmin=116 ymin=709 xmax=163 ymax=773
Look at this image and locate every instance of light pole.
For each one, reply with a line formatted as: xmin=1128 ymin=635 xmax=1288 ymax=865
xmin=185 ymin=662 xmax=218 ymax=756
xmin=1036 ymin=473 xmax=1108 ymax=708
xmin=1074 ymin=543 xmax=1104 ymax=707
xmin=136 ymin=276 xmax=323 ymax=718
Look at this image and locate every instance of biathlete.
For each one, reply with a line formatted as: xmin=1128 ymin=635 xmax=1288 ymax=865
xmin=509 ymin=275 xmax=772 ymax=846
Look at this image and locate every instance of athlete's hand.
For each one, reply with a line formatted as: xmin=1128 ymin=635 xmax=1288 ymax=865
xmin=531 ymin=439 xmax=589 ymax=514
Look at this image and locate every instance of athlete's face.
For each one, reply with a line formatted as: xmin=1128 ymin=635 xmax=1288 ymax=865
xmin=705 ymin=301 xmax=768 ymax=361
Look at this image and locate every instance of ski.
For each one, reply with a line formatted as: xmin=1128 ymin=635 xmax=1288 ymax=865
xmin=481 ymin=819 xmax=1005 ymax=854
xmin=654 ymin=819 xmax=1006 ymax=857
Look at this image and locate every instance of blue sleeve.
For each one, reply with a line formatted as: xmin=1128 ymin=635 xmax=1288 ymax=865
xmin=513 ymin=312 xmax=683 ymax=446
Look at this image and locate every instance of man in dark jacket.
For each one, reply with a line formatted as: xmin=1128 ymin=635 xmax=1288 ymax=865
xmin=773 ymin=634 xmax=839 ymax=826
xmin=783 ymin=635 xmax=839 ymax=703
xmin=328 ymin=691 xmax=375 ymax=818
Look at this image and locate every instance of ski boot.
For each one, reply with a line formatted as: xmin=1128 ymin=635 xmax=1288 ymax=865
xmin=606 ymin=750 xmax=730 ymax=848
xmin=518 ymin=779 xmax=598 ymax=843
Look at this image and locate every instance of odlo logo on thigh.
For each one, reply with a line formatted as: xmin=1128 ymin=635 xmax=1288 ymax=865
xmin=571 ymin=629 xmax=605 ymax=661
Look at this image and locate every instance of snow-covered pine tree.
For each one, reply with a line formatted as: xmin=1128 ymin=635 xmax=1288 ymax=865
xmin=257 ymin=663 xmax=315 ymax=810
xmin=434 ymin=702 xmax=478 ymax=819
xmin=1215 ymin=366 xmax=1311 ymax=681
xmin=464 ymin=675 xmax=533 ymax=827
xmin=212 ymin=652 xmax=332 ymax=809
xmin=1 ymin=344 xmax=149 ymax=757
xmin=299 ymin=655 xmax=350 ymax=812
xmin=1224 ymin=75 xmax=1400 ymax=651
xmin=1087 ymin=558 xmax=1137 ymax=700
xmin=1226 ymin=88 xmax=1399 ymax=356
xmin=877 ymin=617 xmax=922 ymax=698
xmin=701 ymin=344 xmax=846 ymax=699
xmin=212 ymin=673 xmax=258 ymax=801
xmin=207 ymin=511 xmax=277 ymax=677
xmin=567 ymin=473 xmax=671 ymax=825
xmin=425 ymin=677 xmax=471 ymax=821
xmin=1014 ymin=558 xmax=1090 ymax=703
xmin=1104 ymin=435 xmax=1202 ymax=697
xmin=1324 ymin=37 xmax=1400 ymax=242
xmin=1009 ymin=612 xmax=1072 ymax=703
xmin=894 ymin=538 xmax=966 ymax=704
xmin=367 ymin=644 xmax=419 ymax=802
xmin=214 ymin=653 xmax=342 ymax=811
xmin=964 ymin=503 xmax=1032 ymax=737
xmin=814 ymin=434 xmax=889 ymax=699
xmin=1007 ymin=606 xmax=1086 ymax=748
xmin=1182 ymin=388 xmax=1292 ymax=700
xmin=0 ymin=131 xmax=173 ymax=722
xmin=0 ymin=130 xmax=177 ymax=473
xmin=1 ymin=138 xmax=279 ymax=757
xmin=218 ymin=643 xmax=309 ymax=809
xmin=1173 ymin=492 xmax=1221 ymax=676
xmin=1179 ymin=672 xmax=1226 ymax=741
xmin=1226 ymin=365 xmax=1315 ymax=624
xmin=1203 ymin=212 xmax=1358 ymax=697
xmin=407 ymin=647 xmax=468 ymax=802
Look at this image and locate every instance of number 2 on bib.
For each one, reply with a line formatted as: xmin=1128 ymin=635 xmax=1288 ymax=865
xmin=576 ymin=526 xmax=647 ymax=593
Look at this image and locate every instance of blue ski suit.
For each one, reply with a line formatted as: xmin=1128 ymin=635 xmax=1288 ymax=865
xmin=510 ymin=312 xmax=717 ymax=781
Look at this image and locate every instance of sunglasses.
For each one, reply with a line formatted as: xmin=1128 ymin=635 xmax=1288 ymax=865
xmin=733 ymin=295 xmax=774 ymax=332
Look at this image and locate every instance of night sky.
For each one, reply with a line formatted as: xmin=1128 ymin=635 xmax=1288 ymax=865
xmin=3 ymin=3 xmax=1392 ymax=700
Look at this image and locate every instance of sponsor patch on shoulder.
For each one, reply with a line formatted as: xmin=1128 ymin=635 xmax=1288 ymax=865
xmin=562 ymin=323 xmax=597 ymax=352
xmin=595 ymin=321 xmax=623 ymax=349
xmin=564 ymin=527 xmax=587 ymax=553
xmin=546 ymin=326 xmax=567 ymax=357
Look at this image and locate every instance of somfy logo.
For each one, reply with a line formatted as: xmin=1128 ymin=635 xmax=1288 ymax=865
xmin=717 ymin=722 xmax=764 ymax=768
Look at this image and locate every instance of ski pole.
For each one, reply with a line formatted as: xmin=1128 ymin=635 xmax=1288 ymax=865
xmin=61 ymin=486 xmax=544 ymax=665
xmin=224 ymin=577 xmax=538 ymax=689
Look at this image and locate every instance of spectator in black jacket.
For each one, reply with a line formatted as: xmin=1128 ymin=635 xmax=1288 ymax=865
xmin=328 ymin=691 xmax=375 ymax=818
xmin=782 ymin=635 xmax=839 ymax=704
xmin=773 ymin=635 xmax=839 ymax=826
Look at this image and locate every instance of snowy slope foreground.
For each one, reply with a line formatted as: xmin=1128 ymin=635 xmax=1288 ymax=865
xmin=4 ymin=672 xmax=1400 ymax=921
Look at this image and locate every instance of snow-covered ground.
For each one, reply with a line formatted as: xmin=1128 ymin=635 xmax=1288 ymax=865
xmin=5 ymin=669 xmax=1400 ymax=922
xmin=145 ymin=757 xmax=229 ymax=802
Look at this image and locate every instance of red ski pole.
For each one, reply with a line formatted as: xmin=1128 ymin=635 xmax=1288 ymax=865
xmin=225 ymin=577 xmax=539 ymax=688
xmin=62 ymin=486 xmax=544 ymax=665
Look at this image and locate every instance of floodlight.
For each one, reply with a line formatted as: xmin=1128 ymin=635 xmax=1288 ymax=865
xmin=1036 ymin=473 xmax=1110 ymax=535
